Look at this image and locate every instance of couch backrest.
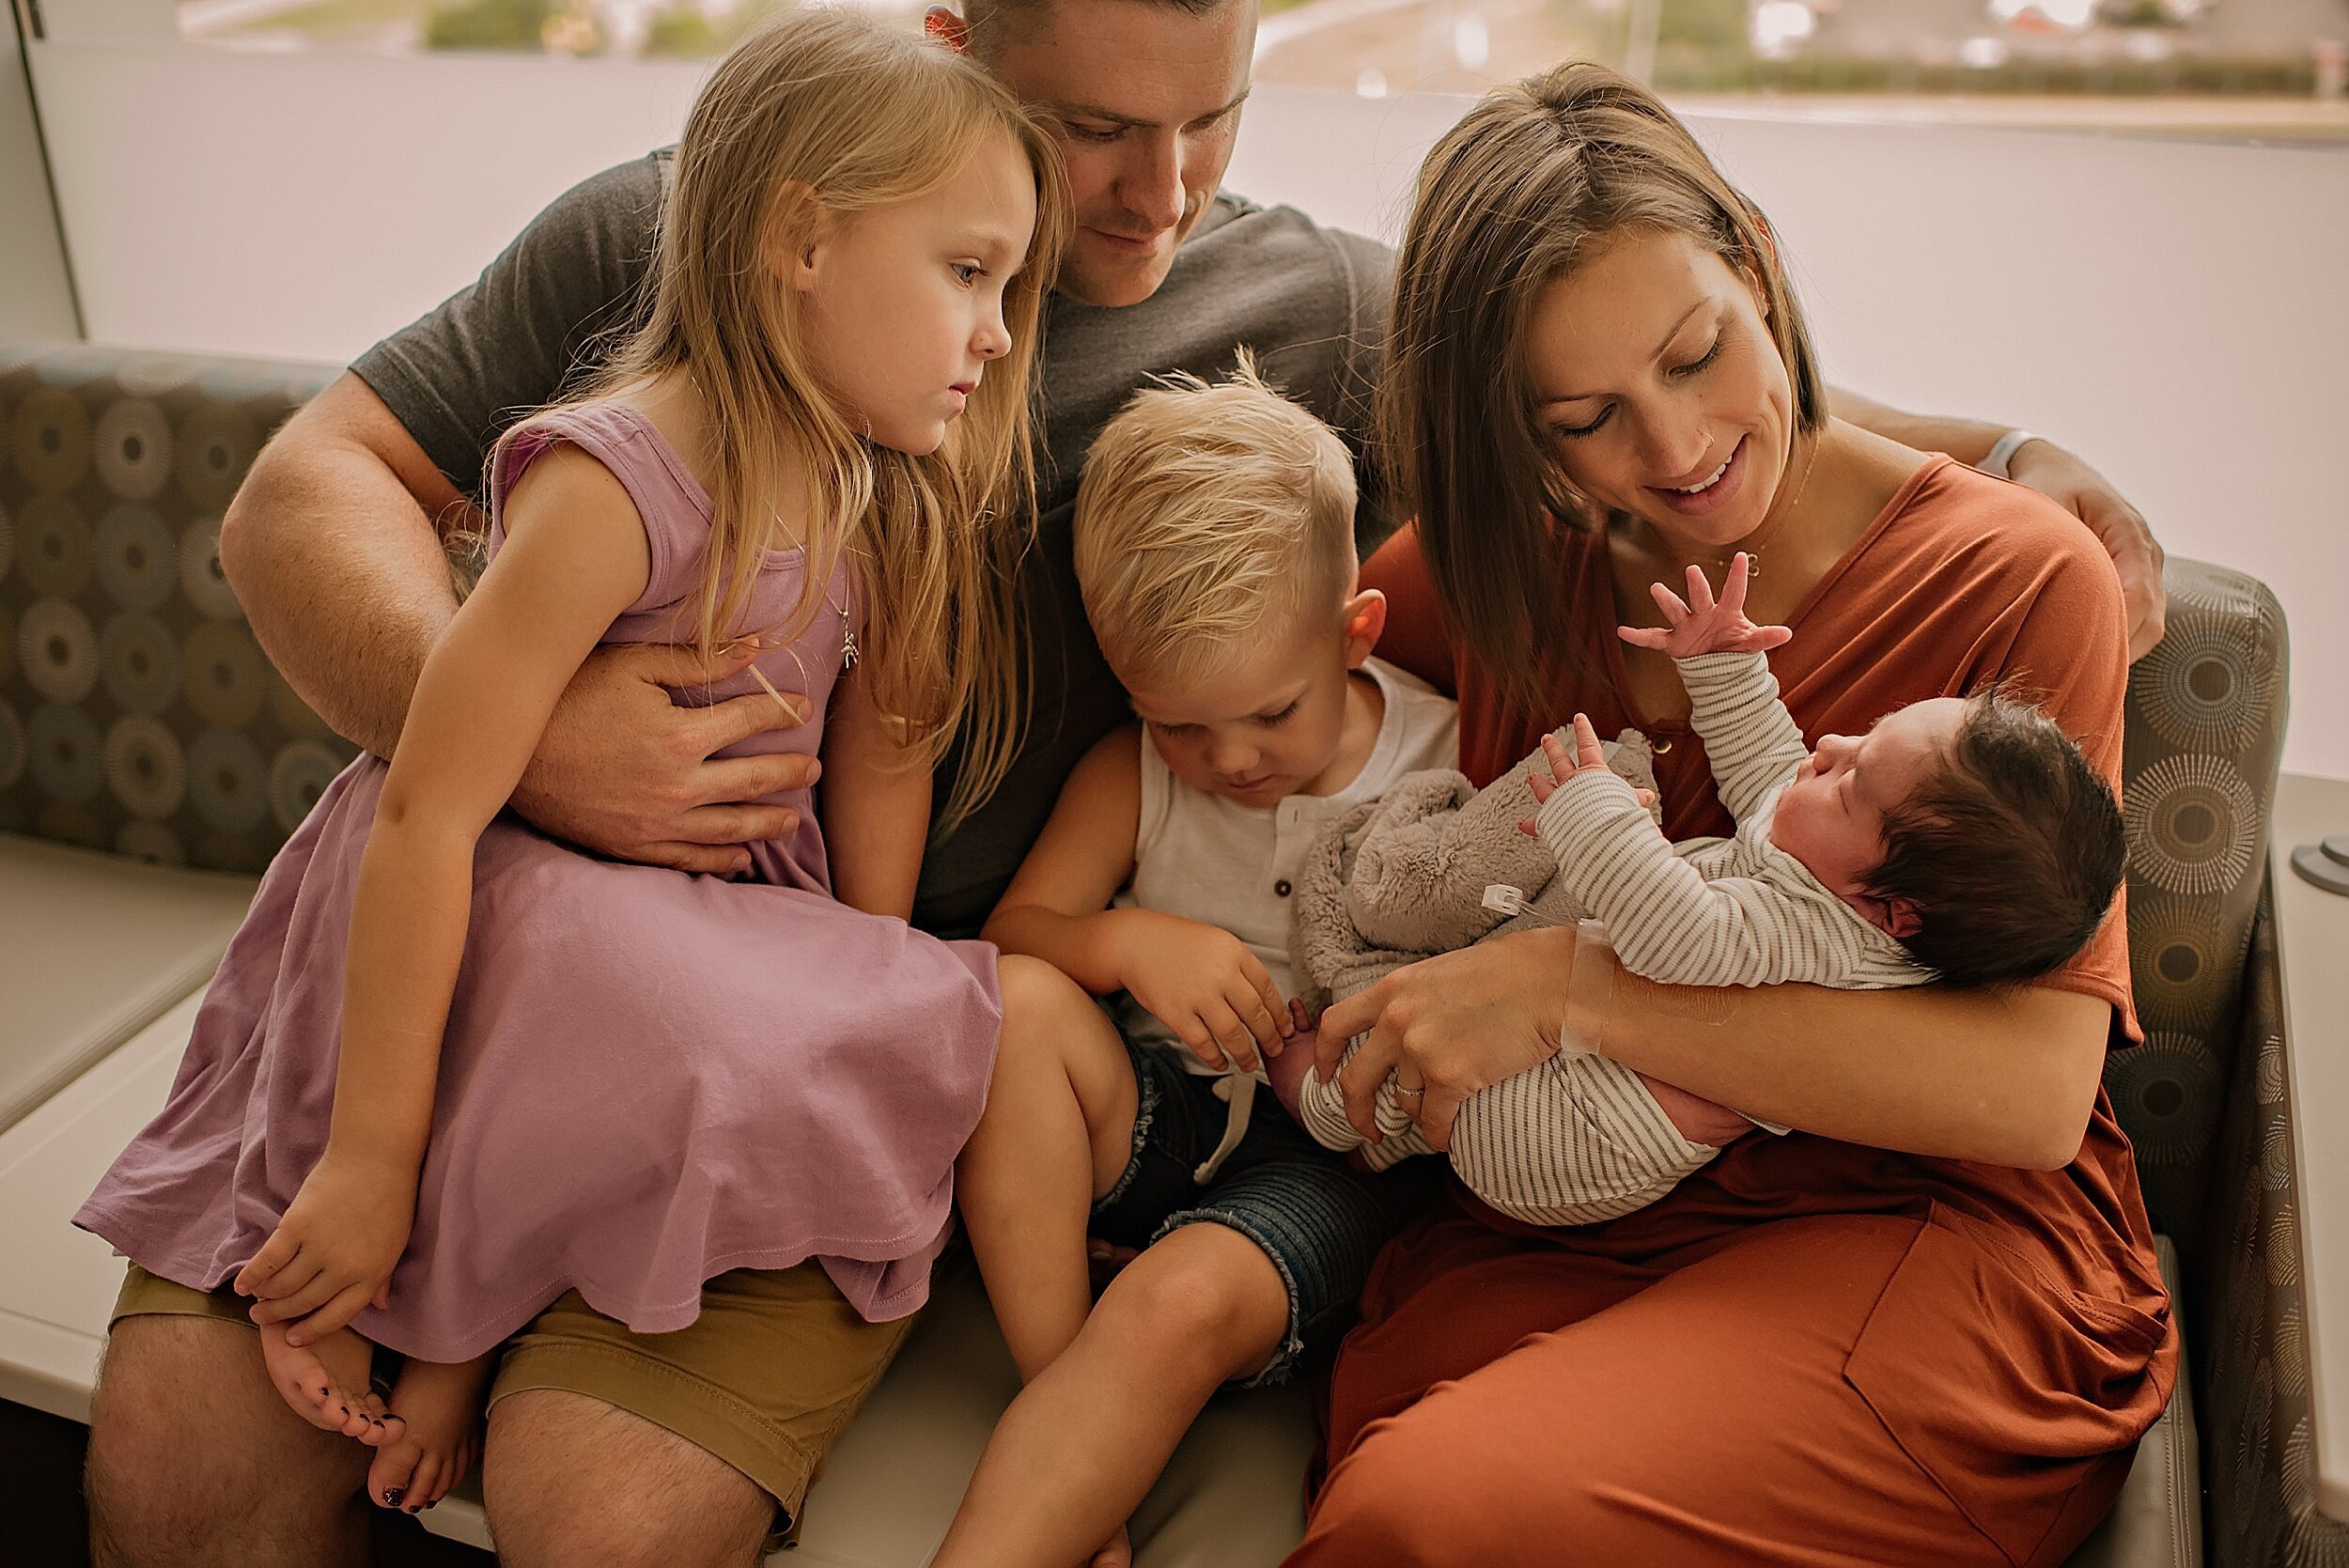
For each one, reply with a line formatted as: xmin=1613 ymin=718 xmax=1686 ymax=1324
xmin=0 ymin=341 xmax=2294 ymax=1257
xmin=1 ymin=345 xmax=355 ymax=873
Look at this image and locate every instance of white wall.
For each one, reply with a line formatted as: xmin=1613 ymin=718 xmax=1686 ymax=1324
xmin=0 ymin=18 xmax=79 ymax=337
xmin=23 ymin=42 xmax=2349 ymax=778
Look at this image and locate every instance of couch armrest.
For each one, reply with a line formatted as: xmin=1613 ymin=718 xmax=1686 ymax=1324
xmin=2199 ymin=872 xmax=2349 ymax=1564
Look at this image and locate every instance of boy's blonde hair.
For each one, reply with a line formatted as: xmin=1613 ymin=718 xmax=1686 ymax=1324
xmin=1073 ymin=355 xmax=1359 ymax=689
xmin=498 ymin=10 xmax=1069 ymax=831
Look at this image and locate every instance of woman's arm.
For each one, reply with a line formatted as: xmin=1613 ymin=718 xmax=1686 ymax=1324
xmin=820 ymin=664 xmax=931 ymax=921
xmin=1827 ymin=386 xmax=2165 ymax=658
xmin=236 ymin=445 xmax=652 ymax=1337
xmin=1316 ymin=924 xmax=2108 ymax=1171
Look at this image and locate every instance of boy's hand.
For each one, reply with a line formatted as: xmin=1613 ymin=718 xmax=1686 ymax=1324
xmin=1616 ymin=553 xmax=1791 ymax=660
xmin=234 ymin=1149 xmax=413 ymax=1346
xmin=1112 ymin=911 xmax=1294 ymax=1074
xmin=1519 ymin=717 xmax=1655 ymax=835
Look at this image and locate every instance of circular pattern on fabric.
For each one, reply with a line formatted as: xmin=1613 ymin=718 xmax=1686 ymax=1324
xmin=188 ymin=728 xmax=271 ymax=832
xmin=2261 ymin=1033 xmax=2289 ymax=1107
xmin=16 ymin=494 xmax=93 ymax=598
xmin=101 ymin=613 xmax=180 ymax=715
xmin=36 ymin=347 xmax=117 ymax=388
xmin=178 ymin=516 xmax=242 ymax=619
xmin=2104 ymin=1032 xmax=2221 ymax=1166
xmin=12 ymin=386 xmax=91 ymax=492
xmin=182 ymin=621 xmax=269 ymax=729
xmin=2263 ymin=1118 xmax=2295 ymax=1191
xmin=2126 ymin=895 xmax=2231 ymax=1034
xmin=0 ymin=699 xmax=23 ymax=790
xmin=2270 ymin=1206 xmax=2301 ymax=1288
xmin=115 ymin=819 xmax=187 ymax=866
xmin=95 ymin=503 xmax=179 ymax=612
xmin=195 ymin=360 xmax=288 ymax=401
xmin=2139 ymin=609 xmax=2279 ymax=752
xmin=268 ymin=674 xmax=338 ymax=740
xmin=94 ymin=398 xmax=174 ymax=501
xmin=114 ymin=356 xmax=205 ymax=398
xmin=2290 ymin=1514 xmax=2349 ymax=1568
xmin=19 ymin=598 xmax=99 ymax=705
xmin=270 ymin=738 xmax=345 ymax=833
xmin=27 ymin=703 xmax=104 ymax=801
xmin=2125 ymin=754 xmax=2260 ymax=898
xmin=2235 ymin=1361 xmax=2274 ymax=1511
xmin=2279 ymin=1303 xmax=2309 ymax=1402
xmin=106 ymin=715 xmax=188 ymax=820
xmin=177 ymin=403 xmax=258 ymax=511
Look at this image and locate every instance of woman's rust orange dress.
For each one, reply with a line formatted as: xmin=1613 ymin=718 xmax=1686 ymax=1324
xmin=1289 ymin=458 xmax=2176 ymax=1568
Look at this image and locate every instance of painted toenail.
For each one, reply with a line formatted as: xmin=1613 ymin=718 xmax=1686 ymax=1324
xmin=384 ymin=1488 xmax=402 ymax=1505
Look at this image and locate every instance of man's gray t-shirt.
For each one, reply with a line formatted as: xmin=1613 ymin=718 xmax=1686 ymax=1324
xmin=352 ymin=151 xmax=1396 ymax=939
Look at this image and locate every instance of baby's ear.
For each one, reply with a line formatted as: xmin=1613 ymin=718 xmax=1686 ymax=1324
xmin=1870 ymin=895 xmax=1923 ymax=940
xmin=1342 ymin=589 xmax=1388 ymax=668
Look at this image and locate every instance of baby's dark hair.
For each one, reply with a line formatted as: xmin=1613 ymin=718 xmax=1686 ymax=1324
xmin=1861 ymin=691 xmax=2126 ymax=988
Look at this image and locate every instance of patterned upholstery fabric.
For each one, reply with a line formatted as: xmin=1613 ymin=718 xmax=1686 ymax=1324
xmin=0 ymin=345 xmax=355 ymax=872
xmin=2114 ymin=560 xmax=2289 ymax=1261
xmin=0 ymin=340 xmax=2324 ymax=1562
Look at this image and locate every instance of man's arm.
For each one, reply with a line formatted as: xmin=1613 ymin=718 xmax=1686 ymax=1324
xmin=1828 ymin=386 xmax=2165 ymax=657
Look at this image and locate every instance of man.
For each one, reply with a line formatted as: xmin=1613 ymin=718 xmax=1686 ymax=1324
xmin=84 ymin=2 xmax=2166 ymax=1563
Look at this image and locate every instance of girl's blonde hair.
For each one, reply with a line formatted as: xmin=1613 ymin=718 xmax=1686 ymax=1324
xmin=1382 ymin=62 xmax=1822 ymax=714
xmin=501 ymin=9 xmax=1069 ymax=830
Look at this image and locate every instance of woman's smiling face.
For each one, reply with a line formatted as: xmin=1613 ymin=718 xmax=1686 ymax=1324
xmin=1525 ymin=227 xmax=1796 ymax=553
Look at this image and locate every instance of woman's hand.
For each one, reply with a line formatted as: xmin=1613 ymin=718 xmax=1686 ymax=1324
xmin=235 ymin=1150 xmax=415 ymax=1345
xmin=2004 ymin=441 xmax=2166 ymax=660
xmin=1112 ymin=911 xmax=1295 ymax=1074
xmin=1313 ymin=925 xmax=1578 ymax=1148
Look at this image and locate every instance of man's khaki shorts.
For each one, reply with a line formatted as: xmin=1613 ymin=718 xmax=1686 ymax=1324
xmin=113 ymin=1260 xmax=916 ymax=1538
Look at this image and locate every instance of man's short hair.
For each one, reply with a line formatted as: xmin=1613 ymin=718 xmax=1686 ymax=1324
xmin=1862 ymin=691 xmax=2127 ymax=989
xmin=1073 ymin=354 xmax=1360 ymax=689
xmin=962 ymin=0 xmax=1232 ymax=54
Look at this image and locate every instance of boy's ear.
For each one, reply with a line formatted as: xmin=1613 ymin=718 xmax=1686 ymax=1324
xmin=1341 ymin=588 xmax=1387 ymax=669
xmin=925 ymin=6 xmax=971 ymax=50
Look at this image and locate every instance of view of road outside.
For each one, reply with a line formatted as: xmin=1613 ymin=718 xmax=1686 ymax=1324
xmin=177 ymin=0 xmax=2349 ymax=141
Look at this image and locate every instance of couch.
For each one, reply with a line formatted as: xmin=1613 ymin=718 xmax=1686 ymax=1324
xmin=0 ymin=340 xmax=2328 ymax=1566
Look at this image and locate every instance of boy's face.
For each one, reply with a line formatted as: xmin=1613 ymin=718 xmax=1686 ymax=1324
xmin=1124 ymin=599 xmax=1378 ymax=809
xmin=1769 ymin=697 xmax=1965 ymax=931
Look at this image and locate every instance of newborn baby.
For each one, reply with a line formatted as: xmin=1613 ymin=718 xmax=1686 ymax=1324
xmin=1291 ymin=554 xmax=2126 ymax=1226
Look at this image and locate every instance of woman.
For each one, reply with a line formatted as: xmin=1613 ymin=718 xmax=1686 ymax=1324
xmin=1290 ymin=65 xmax=2173 ymax=1565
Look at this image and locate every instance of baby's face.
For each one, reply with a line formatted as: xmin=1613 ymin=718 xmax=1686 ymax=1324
xmin=1125 ymin=618 xmax=1362 ymax=809
xmin=1768 ymin=697 xmax=1967 ymax=924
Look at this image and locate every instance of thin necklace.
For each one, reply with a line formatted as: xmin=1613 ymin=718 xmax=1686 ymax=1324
xmin=1719 ymin=431 xmax=1819 ymax=582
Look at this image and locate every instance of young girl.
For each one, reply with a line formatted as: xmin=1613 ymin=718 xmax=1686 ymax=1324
xmin=76 ymin=10 xmax=1066 ymax=1515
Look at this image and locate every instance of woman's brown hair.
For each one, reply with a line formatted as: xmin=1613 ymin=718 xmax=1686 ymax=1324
xmin=1381 ymin=62 xmax=1823 ymax=713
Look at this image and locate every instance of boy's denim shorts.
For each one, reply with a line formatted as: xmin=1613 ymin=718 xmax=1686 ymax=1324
xmin=1090 ymin=1033 xmax=1440 ymax=1387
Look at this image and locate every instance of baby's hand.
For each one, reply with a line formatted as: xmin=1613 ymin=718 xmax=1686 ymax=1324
xmin=1518 ymin=716 xmax=1656 ymax=835
xmin=1617 ymin=553 xmax=1792 ymax=660
xmin=1113 ymin=911 xmax=1294 ymax=1075
xmin=234 ymin=1149 xmax=413 ymax=1346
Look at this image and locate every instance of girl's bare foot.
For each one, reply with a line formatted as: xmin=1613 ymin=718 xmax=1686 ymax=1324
xmin=366 ymin=1355 xmax=494 ymax=1513
xmin=257 ymin=1319 xmax=402 ymax=1446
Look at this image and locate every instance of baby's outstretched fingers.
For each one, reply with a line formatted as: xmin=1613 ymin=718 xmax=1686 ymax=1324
xmin=1683 ymin=561 xmax=1719 ymax=613
xmin=1568 ymin=714 xmax=1607 ymax=773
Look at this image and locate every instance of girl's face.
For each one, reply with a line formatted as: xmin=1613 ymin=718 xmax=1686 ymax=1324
xmin=791 ymin=131 xmax=1038 ymax=456
xmin=1524 ymin=227 xmax=1795 ymax=555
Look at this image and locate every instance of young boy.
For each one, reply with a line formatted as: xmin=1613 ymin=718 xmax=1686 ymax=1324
xmin=933 ymin=362 xmax=1456 ymax=1568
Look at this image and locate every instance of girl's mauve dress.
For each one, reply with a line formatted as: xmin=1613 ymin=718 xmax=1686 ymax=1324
xmin=77 ymin=402 xmax=1002 ymax=1360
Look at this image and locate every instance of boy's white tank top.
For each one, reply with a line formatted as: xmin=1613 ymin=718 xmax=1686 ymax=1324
xmin=1110 ymin=659 xmax=1459 ymax=1175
